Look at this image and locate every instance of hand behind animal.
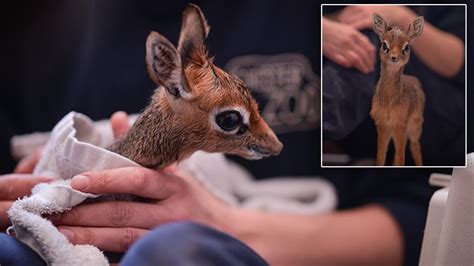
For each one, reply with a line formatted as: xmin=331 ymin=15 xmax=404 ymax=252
xmin=109 ymin=4 xmax=283 ymax=168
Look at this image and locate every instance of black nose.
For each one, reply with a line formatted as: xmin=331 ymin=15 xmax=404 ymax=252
xmin=391 ymin=56 xmax=397 ymax=62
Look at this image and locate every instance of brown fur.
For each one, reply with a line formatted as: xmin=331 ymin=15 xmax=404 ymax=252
xmin=370 ymin=14 xmax=425 ymax=166
xmin=109 ymin=4 xmax=282 ymax=168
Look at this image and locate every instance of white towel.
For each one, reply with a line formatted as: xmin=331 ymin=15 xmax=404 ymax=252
xmin=8 ymin=112 xmax=139 ymax=265
xmin=8 ymin=111 xmax=337 ymax=265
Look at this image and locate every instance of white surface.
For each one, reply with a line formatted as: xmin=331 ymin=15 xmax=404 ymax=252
xmin=420 ymin=153 xmax=474 ymax=266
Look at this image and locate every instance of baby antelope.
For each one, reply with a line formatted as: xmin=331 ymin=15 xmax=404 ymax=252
xmin=109 ymin=4 xmax=283 ymax=168
xmin=370 ymin=13 xmax=425 ymax=166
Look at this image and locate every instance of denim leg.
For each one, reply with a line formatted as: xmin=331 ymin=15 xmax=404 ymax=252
xmin=121 ymin=222 xmax=268 ymax=266
xmin=322 ymin=30 xmax=379 ymax=140
xmin=0 ymin=233 xmax=46 ymax=266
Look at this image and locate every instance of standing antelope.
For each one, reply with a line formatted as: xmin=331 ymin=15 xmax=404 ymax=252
xmin=109 ymin=4 xmax=283 ymax=168
xmin=370 ymin=13 xmax=425 ymax=166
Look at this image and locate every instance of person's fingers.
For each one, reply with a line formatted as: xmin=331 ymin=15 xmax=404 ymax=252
xmin=110 ymin=111 xmax=130 ymax=139
xmin=14 ymin=148 xmax=43 ymax=174
xmin=344 ymin=50 xmax=368 ymax=74
xmin=331 ymin=53 xmax=352 ymax=68
xmin=0 ymin=174 xmax=53 ymax=229
xmin=351 ymin=39 xmax=375 ymax=73
xmin=349 ymin=43 xmax=372 ymax=73
xmin=0 ymin=201 xmax=13 ymax=229
xmin=58 ymin=226 xmax=148 ymax=253
xmin=343 ymin=30 xmax=375 ymax=73
xmin=71 ymin=167 xmax=182 ymax=200
xmin=349 ymin=17 xmax=374 ymax=31
xmin=355 ymin=33 xmax=376 ymax=70
xmin=323 ymin=40 xmax=352 ymax=69
xmin=50 ymin=201 xmax=172 ymax=229
xmin=0 ymin=174 xmax=54 ymax=200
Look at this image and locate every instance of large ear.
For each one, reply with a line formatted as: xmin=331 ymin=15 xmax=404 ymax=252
xmin=145 ymin=31 xmax=192 ymax=100
xmin=407 ymin=16 xmax=424 ymax=41
xmin=372 ymin=13 xmax=387 ymax=40
xmin=177 ymin=4 xmax=210 ymax=67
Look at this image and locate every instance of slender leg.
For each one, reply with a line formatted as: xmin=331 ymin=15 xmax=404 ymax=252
xmin=392 ymin=126 xmax=408 ymax=166
xmin=376 ymin=125 xmax=391 ymax=166
xmin=410 ymin=141 xmax=423 ymax=166
xmin=408 ymin=116 xmax=423 ymax=166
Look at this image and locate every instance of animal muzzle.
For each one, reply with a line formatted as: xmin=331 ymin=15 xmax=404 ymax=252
xmin=246 ymin=133 xmax=283 ymax=159
xmin=390 ymin=55 xmax=400 ymax=63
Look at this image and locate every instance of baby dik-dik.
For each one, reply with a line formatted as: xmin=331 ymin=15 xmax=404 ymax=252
xmin=370 ymin=13 xmax=425 ymax=166
xmin=109 ymin=4 xmax=283 ymax=168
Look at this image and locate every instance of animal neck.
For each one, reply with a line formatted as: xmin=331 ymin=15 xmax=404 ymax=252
xmin=109 ymin=90 xmax=188 ymax=169
xmin=378 ymin=62 xmax=404 ymax=95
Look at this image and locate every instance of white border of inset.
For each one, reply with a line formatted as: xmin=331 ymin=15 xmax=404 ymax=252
xmin=320 ymin=3 xmax=468 ymax=168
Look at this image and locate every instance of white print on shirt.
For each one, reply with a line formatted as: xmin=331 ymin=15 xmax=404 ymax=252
xmin=225 ymin=53 xmax=320 ymax=134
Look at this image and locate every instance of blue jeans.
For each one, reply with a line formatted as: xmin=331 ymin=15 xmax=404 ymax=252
xmin=0 ymin=222 xmax=267 ymax=266
xmin=121 ymin=222 xmax=268 ymax=266
xmin=0 ymin=232 xmax=46 ymax=266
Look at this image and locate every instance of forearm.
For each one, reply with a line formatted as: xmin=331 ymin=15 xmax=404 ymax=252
xmin=399 ymin=8 xmax=464 ymax=78
xmin=227 ymin=204 xmax=403 ymax=266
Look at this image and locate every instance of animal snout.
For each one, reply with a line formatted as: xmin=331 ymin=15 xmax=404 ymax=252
xmin=249 ymin=134 xmax=283 ymax=157
xmin=266 ymin=131 xmax=283 ymax=155
xmin=268 ymin=140 xmax=283 ymax=155
xmin=249 ymin=141 xmax=282 ymax=157
xmin=390 ymin=56 xmax=399 ymax=62
xmin=252 ymin=122 xmax=283 ymax=157
xmin=264 ymin=134 xmax=283 ymax=156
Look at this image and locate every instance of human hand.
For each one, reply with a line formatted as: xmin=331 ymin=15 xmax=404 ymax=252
xmin=0 ymin=174 xmax=54 ymax=230
xmin=337 ymin=6 xmax=412 ymax=31
xmin=322 ymin=18 xmax=376 ymax=74
xmin=14 ymin=148 xmax=43 ymax=174
xmin=51 ymin=167 xmax=231 ymax=252
xmin=110 ymin=111 xmax=130 ymax=138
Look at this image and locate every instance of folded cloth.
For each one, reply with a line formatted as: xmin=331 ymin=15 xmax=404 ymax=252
xmin=8 ymin=112 xmax=139 ymax=265
xmin=180 ymin=152 xmax=337 ymax=213
xmin=8 ymin=111 xmax=337 ymax=265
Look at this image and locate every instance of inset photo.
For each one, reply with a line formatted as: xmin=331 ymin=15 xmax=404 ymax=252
xmin=321 ymin=4 xmax=466 ymax=167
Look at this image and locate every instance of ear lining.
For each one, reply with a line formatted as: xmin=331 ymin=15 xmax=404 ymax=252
xmin=408 ymin=16 xmax=424 ymax=40
xmin=372 ymin=13 xmax=387 ymax=39
xmin=146 ymin=32 xmax=179 ymax=86
xmin=187 ymin=4 xmax=210 ymax=37
xmin=177 ymin=4 xmax=211 ymax=66
xmin=145 ymin=31 xmax=193 ymax=100
xmin=166 ymin=86 xmax=181 ymax=98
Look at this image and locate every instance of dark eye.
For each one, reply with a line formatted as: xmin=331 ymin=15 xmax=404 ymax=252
xmin=382 ymin=42 xmax=389 ymax=53
xmin=403 ymin=44 xmax=411 ymax=54
xmin=216 ymin=111 xmax=243 ymax=131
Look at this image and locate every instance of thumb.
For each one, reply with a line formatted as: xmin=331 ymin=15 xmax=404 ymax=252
xmin=110 ymin=111 xmax=130 ymax=139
